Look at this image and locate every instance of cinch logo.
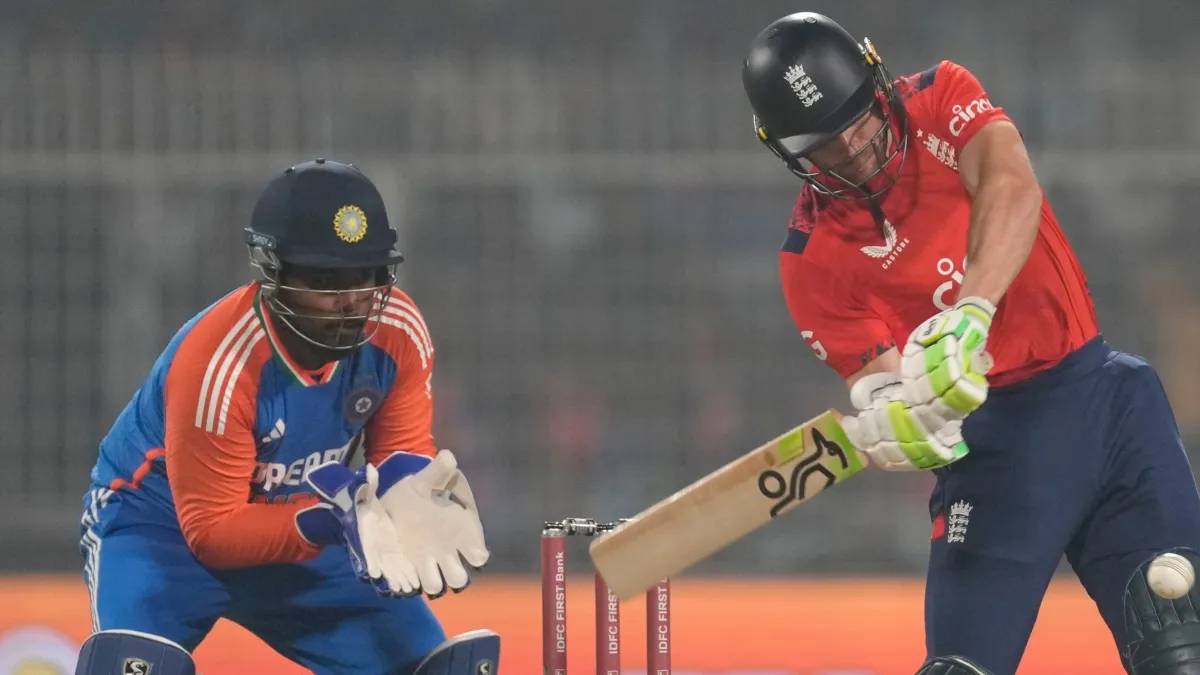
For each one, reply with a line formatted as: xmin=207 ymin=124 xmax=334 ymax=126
xmin=252 ymin=438 xmax=354 ymax=491
xmin=949 ymin=97 xmax=994 ymax=137
xmin=932 ymin=257 xmax=967 ymax=310
xmin=801 ymin=331 xmax=828 ymax=361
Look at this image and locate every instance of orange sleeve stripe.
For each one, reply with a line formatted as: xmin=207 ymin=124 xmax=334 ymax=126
xmin=375 ymin=292 xmax=434 ymax=369
xmin=365 ymin=289 xmax=438 ymax=464
xmin=191 ymin=308 xmax=266 ymax=436
xmin=108 ymin=448 xmax=167 ymax=491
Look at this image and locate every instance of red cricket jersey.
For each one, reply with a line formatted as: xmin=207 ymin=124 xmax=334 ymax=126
xmin=780 ymin=60 xmax=1099 ymax=387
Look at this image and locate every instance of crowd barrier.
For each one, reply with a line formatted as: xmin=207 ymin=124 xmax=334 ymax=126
xmin=0 ymin=575 xmax=1122 ymax=674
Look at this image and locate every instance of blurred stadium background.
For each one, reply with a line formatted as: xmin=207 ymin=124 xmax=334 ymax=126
xmin=2 ymin=0 xmax=1198 ymax=672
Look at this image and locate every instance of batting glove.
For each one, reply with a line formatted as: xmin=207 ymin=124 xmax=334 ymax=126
xmin=374 ymin=449 xmax=491 ymax=599
xmin=842 ymin=372 xmax=970 ymax=471
xmin=901 ymin=296 xmax=995 ymax=423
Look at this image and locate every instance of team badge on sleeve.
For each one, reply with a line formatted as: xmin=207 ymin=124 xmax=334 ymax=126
xmin=344 ymin=386 xmax=383 ymax=423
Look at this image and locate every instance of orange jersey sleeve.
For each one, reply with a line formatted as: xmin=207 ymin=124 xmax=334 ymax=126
xmin=780 ymin=224 xmax=897 ymax=379
xmin=165 ymin=303 xmax=321 ymax=570
xmin=365 ymin=289 xmax=438 ymax=464
xmin=928 ymin=61 xmax=1012 ymax=152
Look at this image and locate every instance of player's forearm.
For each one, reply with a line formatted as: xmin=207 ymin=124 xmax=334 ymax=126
xmin=845 ymin=346 xmax=902 ymax=390
xmin=366 ymin=444 xmax=436 ymax=468
xmin=956 ymin=174 xmax=1042 ymax=306
xmin=182 ymin=501 xmax=322 ymax=569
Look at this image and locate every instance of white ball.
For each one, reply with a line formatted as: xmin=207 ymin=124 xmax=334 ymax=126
xmin=1147 ymin=552 xmax=1196 ymax=600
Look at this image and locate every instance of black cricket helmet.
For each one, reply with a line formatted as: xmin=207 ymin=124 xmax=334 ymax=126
xmin=244 ymin=158 xmax=404 ymax=353
xmin=742 ymin=12 xmax=909 ymax=200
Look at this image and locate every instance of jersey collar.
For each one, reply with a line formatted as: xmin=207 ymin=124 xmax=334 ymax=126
xmin=253 ymin=288 xmax=341 ymax=387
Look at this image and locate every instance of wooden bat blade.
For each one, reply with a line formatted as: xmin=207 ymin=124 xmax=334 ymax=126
xmin=588 ymin=409 xmax=865 ymax=600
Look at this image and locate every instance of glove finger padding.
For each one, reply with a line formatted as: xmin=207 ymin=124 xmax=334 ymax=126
xmin=843 ymin=372 xmax=907 ymax=462
xmin=353 ymin=465 xmax=420 ymax=596
xmin=418 ymin=555 xmax=448 ymax=599
xmin=305 ymin=461 xmax=406 ymax=594
xmin=410 ymin=449 xmax=459 ymax=492
xmin=446 ymin=473 xmax=491 ymax=570
xmin=848 ymin=372 xmax=906 ymax=411
xmin=392 ymin=552 xmax=422 ymax=597
xmin=461 ymin=542 xmax=491 ymax=571
xmin=844 ymin=407 xmax=910 ymax=471
xmin=445 ymin=467 xmax=480 ymax=514
xmin=887 ymin=401 xmax=961 ymax=466
xmin=910 ymin=398 xmax=962 ymax=436
xmin=845 ymin=394 xmax=969 ymax=472
xmin=931 ymin=419 xmax=965 ymax=449
xmin=373 ymin=449 xmax=493 ymax=599
xmin=866 ymin=440 xmax=921 ymax=472
xmin=901 ymin=297 xmax=994 ymax=422
xmin=427 ymin=450 xmax=490 ymax=570
xmin=353 ymin=465 xmax=385 ymax=581
xmin=440 ymin=553 xmax=472 ymax=593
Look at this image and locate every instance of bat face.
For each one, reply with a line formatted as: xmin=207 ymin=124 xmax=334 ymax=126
xmin=588 ymin=409 xmax=866 ymax=600
xmin=756 ymin=412 xmax=864 ymax=518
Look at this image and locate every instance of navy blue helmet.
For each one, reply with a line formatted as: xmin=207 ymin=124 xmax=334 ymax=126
xmin=244 ymin=159 xmax=404 ymax=353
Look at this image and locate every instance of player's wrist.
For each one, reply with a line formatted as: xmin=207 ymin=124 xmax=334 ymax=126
xmin=954 ymin=296 xmax=996 ymax=323
xmin=294 ymin=502 xmax=340 ymax=547
xmin=375 ymin=451 xmax=434 ymax=494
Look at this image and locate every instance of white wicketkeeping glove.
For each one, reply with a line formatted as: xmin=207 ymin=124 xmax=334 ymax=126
xmin=374 ymin=449 xmax=491 ymax=599
xmin=301 ymin=462 xmax=415 ymax=597
xmin=841 ymin=372 xmax=970 ymax=471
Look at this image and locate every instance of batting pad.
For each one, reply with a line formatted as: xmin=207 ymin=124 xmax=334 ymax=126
xmin=412 ymin=629 xmax=499 ymax=675
xmin=74 ymin=629 xmax=195 ymax=675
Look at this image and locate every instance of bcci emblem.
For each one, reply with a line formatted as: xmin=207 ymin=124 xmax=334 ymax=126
xmin=344 ymin=386 xmax=383 ymax=423
xmin=333 ymin=205 xmax=368 ymax=243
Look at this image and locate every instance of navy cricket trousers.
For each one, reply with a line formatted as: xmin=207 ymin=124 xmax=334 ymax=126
xmin=925 ymin=336 xmax=1200 ymax=674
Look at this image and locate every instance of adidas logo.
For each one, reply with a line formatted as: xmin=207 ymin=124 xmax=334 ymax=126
xmin=260 ymin=419 xmax=286 ymax=445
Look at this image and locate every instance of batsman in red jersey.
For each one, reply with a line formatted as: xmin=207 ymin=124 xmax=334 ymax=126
xmin=743 ymin=12 xmax=1200 ymax=675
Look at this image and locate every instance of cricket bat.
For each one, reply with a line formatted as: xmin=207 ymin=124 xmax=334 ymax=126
xmin=588 ymin=409 xmax=866 ymax=600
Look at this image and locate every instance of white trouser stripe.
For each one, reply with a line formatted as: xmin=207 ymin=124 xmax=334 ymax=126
xmin=81 ymin=527 xmax=102 ymax=632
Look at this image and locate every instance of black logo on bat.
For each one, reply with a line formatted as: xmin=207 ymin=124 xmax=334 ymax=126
xmin=757 ymin=429 xmax=850 ymax=518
